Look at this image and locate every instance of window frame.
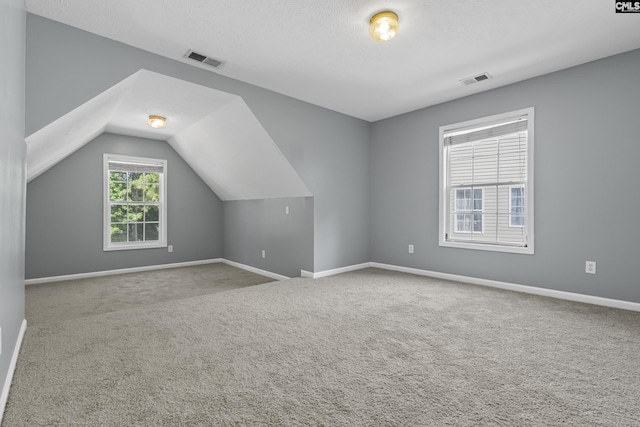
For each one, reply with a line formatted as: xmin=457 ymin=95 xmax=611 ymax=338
xmin=438 ymin=108 xmax=534 ymax=254
xmin=454 ymin=187 xmax=484 ymax=234
xmin=103 ymin=153 xmax=168 ymax=251
xmin=509 ymin=185 xmax=525 ymax=228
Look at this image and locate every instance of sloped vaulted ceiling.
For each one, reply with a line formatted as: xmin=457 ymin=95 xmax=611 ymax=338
xmin=25 ymin=69 xmax=312 ymax=201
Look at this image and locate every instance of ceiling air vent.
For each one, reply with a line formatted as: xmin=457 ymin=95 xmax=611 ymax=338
xmin=184 ymin=49 xmax=225 ymax=70
xmin=460 ymin=72 xmax=492 ymax=86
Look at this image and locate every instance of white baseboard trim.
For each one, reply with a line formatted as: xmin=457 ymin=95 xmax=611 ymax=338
xmin=221 ymin=259 xmax=289 ymax=281
xmin=300 ymin=270 xmax=314 ymax=278
xmin=370 ymin=262 xmax=640 ymax=311
xmin=25 ymin=258 xmax=289 ymax=286
xmin=25 ymin=259 xmax=223 ymax=285
xmin=300 ymin=263 xmax=371 ymax=279
xmin=307 ymin=262 xmax=640 ymax=312
xmin=0 ymin=319 xmax=27 ymax=426
xmin=26 ymin=257 xmax=638 ymax=312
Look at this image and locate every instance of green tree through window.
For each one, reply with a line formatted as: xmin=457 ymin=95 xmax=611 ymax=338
xmin=104 ymin=155 xmax=166 ymax=250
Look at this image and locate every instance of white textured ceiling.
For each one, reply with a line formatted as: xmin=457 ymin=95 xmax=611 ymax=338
xmin=25 ymin=0 xmax=640 ymax=121
xmin=26 ymin=70 xmax=312 ymax=201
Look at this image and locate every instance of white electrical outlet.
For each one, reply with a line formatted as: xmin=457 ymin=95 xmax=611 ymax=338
xmin=408 ymin=244 xmax=414 ymax=254
xmin=168 ymin=245 xmax=173 ymax=253
xmin=261 ymin=250 xmax=266 ymax=258
xmin=585 ymin=261 xmax=596 ymax=274
xmin=285 ymin=206 xmax=290 ymax=215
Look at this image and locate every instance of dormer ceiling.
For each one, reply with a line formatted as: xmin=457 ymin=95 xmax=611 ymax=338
xmin=25 ymin=70 xmax=312 ymax=201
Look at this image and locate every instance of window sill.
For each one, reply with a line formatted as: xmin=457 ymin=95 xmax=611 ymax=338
xmin=103 ymin=242 xmax=167 ymax=252
xmin=440 ymin=240 xmax=534 ymax=255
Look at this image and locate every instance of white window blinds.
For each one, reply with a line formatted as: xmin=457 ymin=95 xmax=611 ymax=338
xmin=108 ymin=160 xmax=165 ymax=174
xmin=444 ymin=119 xmax=528 ymax=146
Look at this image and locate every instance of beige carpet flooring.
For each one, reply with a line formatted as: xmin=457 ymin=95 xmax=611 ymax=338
xmin=4 ymin=267 xmax=640 ymax=426
xmin=25 ymin=262 xmax=274 ymax=326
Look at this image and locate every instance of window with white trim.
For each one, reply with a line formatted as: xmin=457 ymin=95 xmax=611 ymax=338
xmin=439 ymin=108 xmax=534 ymax=254
xmin=104 ymin=154 xmax=167 ymax=251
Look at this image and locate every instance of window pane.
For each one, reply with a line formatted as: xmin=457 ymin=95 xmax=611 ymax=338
xmin=110 ymin=224 xmax=127 ymax=243
xmin=129 ymin=172 xmax=143 ymax=182
xmin=456 ymin=213 xmax=471 ymax=232
xmin=473 ymin=189 xmax=483 ymax=210
xmin=473 ymin=213 xmax=483 ymax=232
xmin=128 ymin=223 xmax=143 ymax=242
xmin=144 ymin=173 xmax=160 ymax=184
xmin=456 ymin=189 xmax=473 ymax=211
xmin=145 ymin=223 xmax=159 ymax=241
xmin=109 ymin=171 xmax=127 ymax=182
xmin=512 ymin=215 xmax=524 ymax=226
xmin=110 ymin=205 xmax=127 ymax=224
xmin=510 ymin=186 xmax=525 ymax=227
xmin=145 ymin=205 xmax=159 ymax=222
xmin=127 ymin=205 xmax=144 ymax=222
xmin=109 ymin=181 xmax=127 ymax=202
xmin=144 ymin=184 xmax=160 ymax=202
xmin=129 ymin=184 xmax=144 ymax=202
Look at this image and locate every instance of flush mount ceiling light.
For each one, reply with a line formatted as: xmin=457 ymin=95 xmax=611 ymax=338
xmin=147 ymin=115 xmax=166 ymax=129
xmin=369 ymin=11 xmax=399 ymax=42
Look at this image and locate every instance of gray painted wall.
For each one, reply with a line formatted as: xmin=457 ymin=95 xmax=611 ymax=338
xmin=370 ymin=49 xmax=640 ymax=303
xmin=0 ymin=0 xmax=26 ymax=400
xmin=223 ymin=198 xmax=314 ymax=278
xmin=26 ymin=14 xmax=371 ymax=274
xmin=27 ymin=13 xmax=638 ymax=305
xmin=26 ymin=133 xmax=223 ymax=279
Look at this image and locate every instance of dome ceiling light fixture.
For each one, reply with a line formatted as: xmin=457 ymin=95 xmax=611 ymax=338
xmin=147 ymin=115 xmax=167 ymax=129
xmin=369 ymin=11 xmax=399 ymax=42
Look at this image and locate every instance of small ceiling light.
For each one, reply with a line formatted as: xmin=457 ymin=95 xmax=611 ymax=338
xmin=369 ymin=11 xmax=399 ymax=42
xmin=147 ymin=115 xmax=167 ymax=129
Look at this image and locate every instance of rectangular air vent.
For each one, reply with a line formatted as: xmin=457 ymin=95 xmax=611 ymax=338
xmin=187 ymin=51 xmax=207 ymax=62
xmin=184 ymin=50 xmax=225 ymax=70
xmin=460 ymin=72 xmax=493 ymax=86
